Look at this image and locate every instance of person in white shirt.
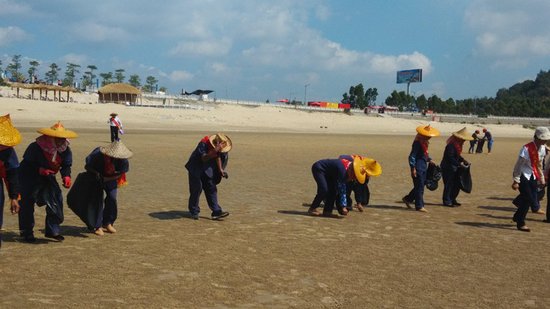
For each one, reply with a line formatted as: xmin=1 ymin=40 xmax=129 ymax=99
xmin=108 ymin=113 xmax=123 ymax=142
xmin=511 ymin=127 xmax=550 ymax=232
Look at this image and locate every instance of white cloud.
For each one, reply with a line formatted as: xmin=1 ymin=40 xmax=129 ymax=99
xmin=0 ymin=26 xmax=27 ymax=46
xmin=70 ymin=21 xmax=130 ymax=43
xmin=0 ymin=0 xmax=31 ymax=15
xmin=169 ymin=38 xmax=232 ymax=57
xmin=169 ymin=70 xmax=193 ymax=82
xmin=60 ymin=53 xmax=89 ymax=66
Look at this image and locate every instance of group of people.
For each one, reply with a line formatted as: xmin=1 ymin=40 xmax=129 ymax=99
xmin=0 ymin=114 xmax=133 ymax=245
xmin=468 ymin=128 xmax=493 ymax=154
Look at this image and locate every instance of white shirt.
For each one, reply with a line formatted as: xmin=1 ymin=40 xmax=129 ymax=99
xmin=512 ymin=141 xmax=546 ymax=183
xmin=109 ymin=116 xmax=122 ymax=128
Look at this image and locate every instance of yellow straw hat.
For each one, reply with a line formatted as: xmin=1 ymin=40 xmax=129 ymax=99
xmin=100 ymin=141 xmax=133 ymax=159
xmin=452 ymin=127 xmax=474 ymax=141
xmin=353 ymin=157 xmax=382 ymax=184
xmin=37 ymin=121 xmax=78 ymax=138
xmin=0 ymin=114 xmax=22 ymax=147
xmin=208 ymin=133 xmax=232 ymax=153
xmin=416 ymin=124 xmax=440 ymax=137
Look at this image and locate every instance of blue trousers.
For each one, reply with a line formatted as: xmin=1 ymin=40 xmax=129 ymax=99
xmin=513 ymin=175 xmax=537 ymax=228
xmin=96 ymin=187 xmax=118 ymax=228
xmin=188 ymin=172 xmax=222 ymax=215
xmin=442 ymin=168 xmax=460 ymax=205
xmin=18 ymin=194 xmax=63 ymax=236
xmin=110 ymin=126 xmax=119 ymax=142
xmin=405 ymin=169 xmax=427 ymax=210
xmin=310 ymin=165 xmax=337 ymax=214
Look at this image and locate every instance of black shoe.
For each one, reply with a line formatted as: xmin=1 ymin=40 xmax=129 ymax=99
xmin=45 ymin=234 xmax=65 ymax=241
xmin=211 ymin=211 xmax=229 ymax=220
xmin=23 ymin=235 xmax=37 ymax=243
xmin=443 ymin=203 xmax=454 ymax=207
xmin=452 ymin=201 xmax=461 ymax=206
xmin=191 ymin=213 xmax=199 ymax=220
xmin=402 ymin=197 xmax=412 ymax=209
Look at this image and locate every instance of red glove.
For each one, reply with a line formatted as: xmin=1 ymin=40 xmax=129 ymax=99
xmin=39 ymin=168 xmax=56 ymax=176
xmin=63 ymin=176 xmax=71 ymax=188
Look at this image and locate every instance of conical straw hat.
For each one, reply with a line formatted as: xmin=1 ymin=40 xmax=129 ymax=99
xmin=208 ymin=133 xmax=232 ymax=153
xmin=99 ymin=141 xmax=133 ymax=159
xmin=0 ymin=114 xmax=22 ymax=147
xmin=452 ymin=127 xmax=474 ymax=141
xmin=416 ymin=124 xmax=440 ymax=137
xmin=353 ymin=157 xmax=382 ymax=184
xmin=37 ymin=121 xmax=78 ymax=138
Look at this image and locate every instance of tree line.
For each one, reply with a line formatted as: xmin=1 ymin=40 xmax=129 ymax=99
xmin=0 ymin=54 xmax=165 ymax=93
xmin=344 ymin=69 xmax=550 ymax=118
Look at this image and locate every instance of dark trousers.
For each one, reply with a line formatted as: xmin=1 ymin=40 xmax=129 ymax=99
xmin=110 ymin=126 xmax=119 ymax=142
xmin=405 ymin=169 xmax=427 ymax=210
xmin=188 ymin=172 xmax=222 ymax=215
xmin=344 ymin=181 xmax=370 ymax=210
xmin=96 ymin=187 xmax=118 ymax=228
xmin=513 ymin=175 xmax=537 ymax=228
xmin=442 ymin=168 xmax=460 ymax=205
xmin=18 ymin=195 xmax=63 ymax=236
xmin=0 ymin=185 xmax=5 ymax=228
xmin=310 ymin=166 xmax=337 ymax=214
xmin=468 ymin=141 xmax=476 ymax=153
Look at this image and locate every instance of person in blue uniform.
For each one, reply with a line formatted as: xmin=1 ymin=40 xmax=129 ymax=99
xmin=483 ymin=128 xmax=493 ymax=154
xmin=441 ymin=127 xmax=473 ymax=207
xmin=338 ymin=154 xmax=381 ymax=212
xmin=18 ymin=122 xmax=77 ymax=242
xmin=84 ymin=141 xmax=132 ymax=235
xmin=307 ymin=156 xmax=381 ymax=216
xmin=511 ymin=127 xmax=550 ymax=232
xmin=0 ymin=114 xmax=22 ymax=247
xmin=185 ymin=133 xmax=232 ymax=220
xmin=402 ymin=125 xmax=440 ymax=212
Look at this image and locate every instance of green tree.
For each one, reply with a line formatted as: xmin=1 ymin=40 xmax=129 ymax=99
xmin=365 ymin=87 xmax=378 ymax=105
xmin=45 ymin=63 xmax=60 ymax=84
xmin=28 ymin=60 xmax=40 ymax=83
xmin=82 ymin=65 xmax=98 ymax=89
xmin=7 ymin=54 xmax=24 ymax=82
xmin=62 ymin=63 xmax=81 ymax=86
xmin=128 ymin=74 xmax=141 ymax=88
xmin=99 ymin=72 xmax=113 ymax=86
xmin=114 ymin=69 xmax=125 ymax=83
xmin=143 ymin=76 xmax=158 ymax=92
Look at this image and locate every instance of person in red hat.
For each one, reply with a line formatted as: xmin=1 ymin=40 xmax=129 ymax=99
xmin=18 ymin=121 xmax=77 ymax=242
xmin=402 ymin=125 xmax=440 ymax=212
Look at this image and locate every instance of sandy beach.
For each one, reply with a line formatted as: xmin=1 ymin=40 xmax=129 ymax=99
xmin=1 ymin=93 xmax=549 ymax=308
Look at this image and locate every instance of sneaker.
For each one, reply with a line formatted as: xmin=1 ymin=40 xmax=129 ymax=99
xmin=211 ymin=211 xmax=229 ymax=220
xmin=190 ymin=213 xmax=200 ymax=220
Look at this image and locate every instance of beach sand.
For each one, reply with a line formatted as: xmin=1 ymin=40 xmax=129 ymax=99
xmin=0 ymin=94 xmax=549 ymax=308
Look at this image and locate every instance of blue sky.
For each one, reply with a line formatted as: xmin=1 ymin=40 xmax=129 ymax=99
xmin=1 ymin=0 xmax=550 ymax=103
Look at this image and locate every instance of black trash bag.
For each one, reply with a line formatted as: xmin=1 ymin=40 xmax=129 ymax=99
xmin=67 ymin=172 xmax=103 ymax=230
xmin=33 ymin=175 xmax=64 ymax=222
xmin=458 ymin=164 xmax=473 ymax=193
xmin=425 ymin=164 xmax=442 ymax=191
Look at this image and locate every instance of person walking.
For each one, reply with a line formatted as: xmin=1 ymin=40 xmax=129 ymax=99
xmin=441 ymin=127 xmax=473 ymax=207
xmin=0 ymin=114 xmax=21 ymax=247
xmin=511 ymin=127 xmax=550 ymax=232
xmin=18 ymin=122 xmax=77 ymax=242
xmin=108 ymin=113 xmax=123 ymax=142
xmin=483 ymin=128 xmax=493 ymax=154
xmin=185 ymin=133 xmax=232 ymax=220
xmin=402 ymin=124 xmax=440 ymax=212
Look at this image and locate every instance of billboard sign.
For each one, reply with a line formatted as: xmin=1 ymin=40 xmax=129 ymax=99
xmin=396 ymin=69 xmax=422 ymax=84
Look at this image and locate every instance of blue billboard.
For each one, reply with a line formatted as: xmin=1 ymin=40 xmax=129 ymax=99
xmin=396 ymin=69 xmax=422 ymax=84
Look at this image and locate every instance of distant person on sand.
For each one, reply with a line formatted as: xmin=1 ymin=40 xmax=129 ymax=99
xmin=511 ymin=127 xmax=550 ymax=232
xmin=441 ymin=127 xmax=472 ymax=207
xmin=0 ymin=115 xmax=22 ymax=247
xmin=83 ymin=141 xmax=132 ymax=235
xmin=402 ymin=125 xmax=440 ymax=212
xmin=468 ymin=130 xmax=480 ymax=154
xmin=307 ymin=156 xmax=381 ymax=217
xmin=108 ymin=113 xmax=123 ymax=142
xmin=185 ymin=133 xmax=232 ymax=220
xmin=18 ymin=122 xmax=77 ymax=242
xmin=338 ymin=154 xmax=382 ymax=212
xmin=483 ymin=128 xmax=493 ymax=153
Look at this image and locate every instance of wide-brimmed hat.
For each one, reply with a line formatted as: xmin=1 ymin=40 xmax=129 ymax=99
xmin=416 ymin=124 xmax=440 ymax=137
xmin=535 ymin=127 xmax=550 ymax=141
xmin=0 ymin=114 xmax=22 ymax=147
xmin=452 ymin=127 xmax=474 ymax=141
xmin=37 ymin=121 xmax=78 ymax=138
xmin=100 ymin=141 xmax=133 ymax=159
xmin=353 ymin=157 xmax=382 ymax=184
xmin=209 ymin=133 xmax=232 ymax=153
xmin=110 ymin=113 xmax=118 ymax=117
